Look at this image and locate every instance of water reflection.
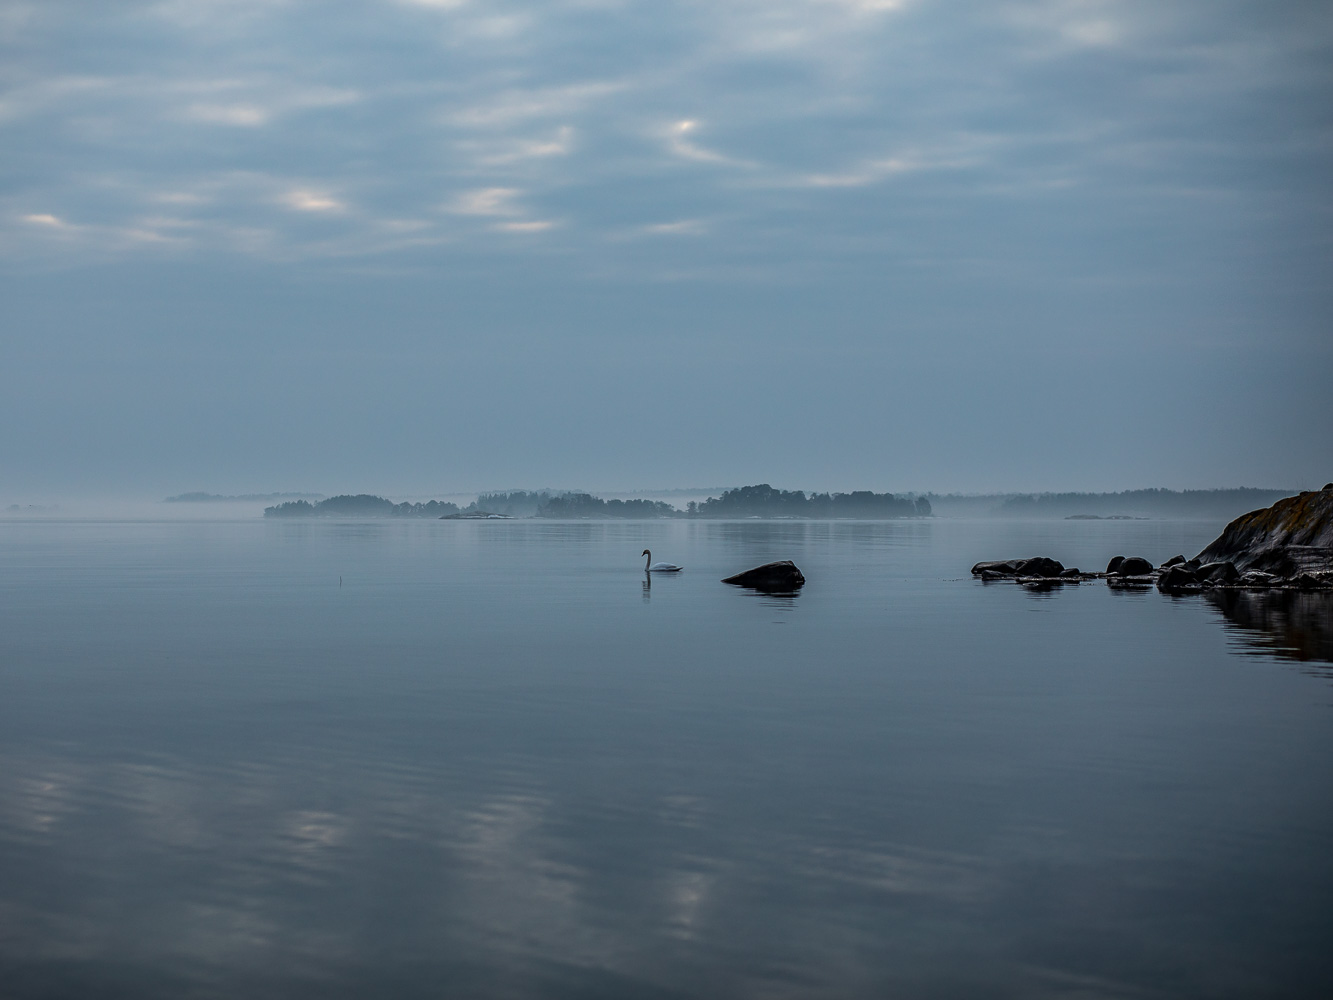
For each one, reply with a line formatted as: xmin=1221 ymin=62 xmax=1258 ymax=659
xmin=1206 ymin=589 xmax=1333 ymax=667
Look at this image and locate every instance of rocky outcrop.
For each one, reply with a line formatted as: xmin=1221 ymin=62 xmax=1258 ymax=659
xmin=1193 ymin=486 xmax=1333 ymax=576
xmin=722 ymin=561 xmax=806 ymax=591
xmin=973 ymin=487 xmax=1333 ymax=594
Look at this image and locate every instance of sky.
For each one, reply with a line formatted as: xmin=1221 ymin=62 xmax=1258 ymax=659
xmin=2 ymin=0 xmax=1331 ymax=500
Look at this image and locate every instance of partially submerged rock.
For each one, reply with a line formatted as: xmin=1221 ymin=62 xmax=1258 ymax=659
xmin=1157 ymin=564 xmax=1201 ymax=592
xmin=1114 ymin=556 xmax=1154 ymax=577
xmin=722 ymin=561 xmax=806 ymax=591
xmin=971 ymin=557 xmax=1065 ymax=579
xmin=971 ymin=557 xmax=1102 ymax=585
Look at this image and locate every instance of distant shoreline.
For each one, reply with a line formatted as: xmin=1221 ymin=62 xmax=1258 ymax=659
xmin=252 ymin=486 xmax=1300 ymax=522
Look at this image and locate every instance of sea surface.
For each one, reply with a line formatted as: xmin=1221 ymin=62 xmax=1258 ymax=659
xmin=1 ymin=517 xmax=1331 ymax=999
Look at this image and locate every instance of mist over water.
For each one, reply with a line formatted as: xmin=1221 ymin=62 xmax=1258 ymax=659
xmin=2 ymin=517 xmax=1330 ymax=998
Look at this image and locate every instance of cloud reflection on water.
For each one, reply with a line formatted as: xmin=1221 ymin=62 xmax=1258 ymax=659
xmin=0 ymin=744 xmax=1023 ymax=996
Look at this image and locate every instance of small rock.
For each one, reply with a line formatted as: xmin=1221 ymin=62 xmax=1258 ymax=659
xmin=1106 ymin=556 xmax=1125 ymax=574
xmin=1162 ymin=554 xmax=1186 ymax=568
xmin=1059 ymin=568 xmax=1082 ymax=578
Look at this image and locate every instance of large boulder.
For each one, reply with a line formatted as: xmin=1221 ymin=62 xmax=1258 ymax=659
xmin=722 ymin=561 xmax=806 ymax=591
xmin=1115 ymin=556 xmax=1154 ymax=576
xmin=1157 ymin=564 xmax=1200 ymax=592
xmin=1016 ymin=557 xmax=1065 ymax=578
xmin=1194 ymin=486 xmax=1333 ymax=574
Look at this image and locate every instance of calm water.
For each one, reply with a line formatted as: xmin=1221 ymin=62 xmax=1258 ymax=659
xmin=1 ymin=518 xmax=1331 ymax=999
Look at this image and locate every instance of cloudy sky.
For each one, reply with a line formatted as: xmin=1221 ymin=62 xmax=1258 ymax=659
xmin=2 ymin=0 xmax=1330 ymax=498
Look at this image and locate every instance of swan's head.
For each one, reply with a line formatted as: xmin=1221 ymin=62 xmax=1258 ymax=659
xmin=641 ymin=549 xmax=650 ymax=557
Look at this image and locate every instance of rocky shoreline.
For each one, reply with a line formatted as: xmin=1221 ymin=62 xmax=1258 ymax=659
xmin=972 ymin=485 xmax=1333 ymax=593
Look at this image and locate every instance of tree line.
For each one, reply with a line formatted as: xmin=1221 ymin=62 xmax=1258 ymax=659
xmin=265 ymin=486 xmax=931 ymax=519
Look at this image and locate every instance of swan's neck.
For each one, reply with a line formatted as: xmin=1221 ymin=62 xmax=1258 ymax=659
xmin=644 ymin=550 xmax=651 ymax=570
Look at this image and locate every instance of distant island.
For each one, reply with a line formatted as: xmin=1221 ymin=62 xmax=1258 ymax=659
xmin=166 ymin=492 xmax=325 ymax=503
xmin=265 ymin=495 xmax=461 ymax=518
xmin=263 ymin=485 xmax=931 ymax=519
xmin=259 ymin=486 xmax=1302 ymax=522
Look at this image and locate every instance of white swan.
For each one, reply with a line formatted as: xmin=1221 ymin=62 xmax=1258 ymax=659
xmin=642 ymin=549 xmax=682 ymax=573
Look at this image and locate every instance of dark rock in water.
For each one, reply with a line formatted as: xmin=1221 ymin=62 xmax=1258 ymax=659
xmin=1162 ymin=554 xmax=1186 ymax=568
xmin=1106 ymin=556 xmax=1125 ymax=574
xmin=1197 ymin=561 xmax=1239 ymax=585
xmin=971 ymin=557 xmax=1064 ymax=579
xmin=1239 ymin=570 xmax=1277 ymax=587
xmin=1059 ymin=568 xmax=1082 ymax=578
xmin=1291 ymin=573 xmax=1333 ymax=591
xmin=1157 ymin=564 xmax=1200 ymax=592
xmin=971 ymin=559 xmax=1024 ymax=576
xmin=722 ymin=561 xmax=806 ymax=591
xmin=1016 ymin=557 xmax=1064 ymax=578
xmin=1116 ymin=556 xmax=1154 ymax=576
xmin=1193 ymin=489 xmax=1333 ymax=575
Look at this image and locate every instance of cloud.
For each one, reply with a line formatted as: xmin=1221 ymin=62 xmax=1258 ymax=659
xmin=280 ymin=189 xmax=345 ymax=213
xmin=446 ymin=82 xmax=624 ymax=129
xmin=457 ymin=126 xmax=575 ymax=167
xmin=494 ymin=219 xmax=555 ymax=233
xmin=449 ymin=187 xmax=523 ymax=216
xmin=22 ymin=213 xmax=67 ymax=228
xmin=665 ymin=120 xmax=752 ymax=167
xmin=639 ymin=219 xmax=708 ymax=236
xmin=185 ymin=103 xmax=269 ymax=126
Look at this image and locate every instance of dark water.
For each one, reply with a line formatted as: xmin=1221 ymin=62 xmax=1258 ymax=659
xmin=1 ymin=518 xmax=1331 ymax=999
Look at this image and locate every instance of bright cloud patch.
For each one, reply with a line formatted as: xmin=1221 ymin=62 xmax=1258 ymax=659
xmin=282 ymin=190 xmax=344 ymax=212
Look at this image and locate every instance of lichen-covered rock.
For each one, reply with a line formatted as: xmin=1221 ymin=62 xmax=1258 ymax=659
xmin=1194 ymin=487 xmax=1333 ymax=574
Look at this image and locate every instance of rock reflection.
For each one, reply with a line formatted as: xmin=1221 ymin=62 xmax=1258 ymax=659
xmin=1205 ymin=589 xmax=1333 ymax=666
